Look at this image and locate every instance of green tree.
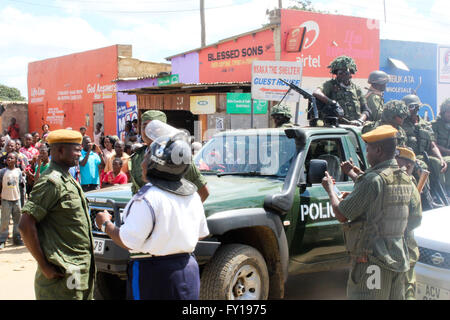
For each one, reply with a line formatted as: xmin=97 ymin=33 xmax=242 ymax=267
xmin=0 ymin=84 xmax=26 ymax=101
xmin=288 ymin=0 xmax=332 ymax=13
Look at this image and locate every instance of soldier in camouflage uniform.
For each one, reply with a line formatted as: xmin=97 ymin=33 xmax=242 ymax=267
xmin=270 ymin=104 xmax=295 ymax=128
xmin=19 ymin=129 xmax=95 ymax=300
xmin=401 ymin=95 xmax=448 ymax=196
xmin=322 ymin=125 xmax=420 ymax=299
xmin=129 ymin=110 xmax=209 ymax=202
xmin=362 ymin=100 xmax=409 ymax=147
xmin=313 ymin=55 xmax=370 ymax=125
xmin=431 ymin=98 xmax=450 ymax=196
xmin=395 ymin=147 xmax=422 ymax=300
xmin=366 ymin=70 xmax=389 ymax=122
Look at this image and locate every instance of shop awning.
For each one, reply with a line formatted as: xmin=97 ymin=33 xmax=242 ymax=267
xmin=119 ymin=82 xmax=251 ymax=95
xmin=388 ymin=57 xmax=410 ymax=71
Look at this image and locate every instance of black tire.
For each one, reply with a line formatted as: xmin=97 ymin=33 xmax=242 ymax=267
xmin=94 ymin=272 xmax=127 ymax=300
xmin=200 ymin=244 xmax=269 ymax=300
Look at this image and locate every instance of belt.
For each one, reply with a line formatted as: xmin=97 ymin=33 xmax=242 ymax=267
xmin=130 ymin=252 xmax=191 ymax=261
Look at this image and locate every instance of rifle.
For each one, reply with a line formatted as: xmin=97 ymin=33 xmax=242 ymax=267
xmin=277 ymin=79 xmax=319 ymax=126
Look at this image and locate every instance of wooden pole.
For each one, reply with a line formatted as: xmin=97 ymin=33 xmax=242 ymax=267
xmin=200 ymin=0 xmax=206 ymax=47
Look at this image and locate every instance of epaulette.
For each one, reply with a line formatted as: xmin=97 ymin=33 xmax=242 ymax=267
xmin=134 ymin=183 xmax=153 ymax=201
xmin=48 ymin=171 xmax=62 ymax=185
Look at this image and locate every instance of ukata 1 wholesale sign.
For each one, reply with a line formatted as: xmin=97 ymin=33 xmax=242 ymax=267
xmin=280 ymin=10 xmax=380 ymax=78
xmin=199 ymin=28 xmax=275 ymax=83
xmin=251 ymin=60 xmax=303 ymax=102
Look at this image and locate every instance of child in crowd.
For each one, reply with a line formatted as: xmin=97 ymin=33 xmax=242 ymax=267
xmin=34 ymin=144 xmax=50 ymax=182
xmin=101 ymin=158 xmax=127 ymax=188
xmin=0 ymin=152 xmax=25 ymax=248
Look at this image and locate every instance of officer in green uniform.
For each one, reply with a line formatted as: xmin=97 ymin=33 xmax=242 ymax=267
xmin=395 ymin=147 xmax=422 ymax=300
xmin=270 ymin=104 xmax=295 ymax=128
xmin=322 ymin=125 xmax=420 ymax=300
xmin=431 ymin=98 xmax=450 ymax=196
xmin=401 ymin=94 xmax=448 ymax=196
xmin=313 ymin=55 xmax=370 ymax=125
xmin=366 ymin=70 xmax=389 ymax=122
xmin=362 ymin=100 xmax=409 ymax=147
xmin=129 ymin=110 xmax=209 ymax=202
xmin=18 ymin=129 xmax=95 ymax=300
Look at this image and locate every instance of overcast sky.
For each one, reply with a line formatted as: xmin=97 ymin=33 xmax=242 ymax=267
xmin=1 ymin=0 xmax=449 ymax=98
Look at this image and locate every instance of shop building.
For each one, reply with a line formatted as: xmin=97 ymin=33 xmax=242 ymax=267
xmin=119 ymin=9 xmax=380 ymax=140
xmin=27 ymin=45 xmax=170 ymax=137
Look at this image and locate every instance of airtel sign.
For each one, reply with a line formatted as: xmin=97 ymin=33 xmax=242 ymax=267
xmin=281 ymin=10 xmax=379 ymax=78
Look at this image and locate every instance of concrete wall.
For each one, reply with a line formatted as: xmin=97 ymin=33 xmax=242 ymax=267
xmin=118 ymin=57 xmax=171 ymax=79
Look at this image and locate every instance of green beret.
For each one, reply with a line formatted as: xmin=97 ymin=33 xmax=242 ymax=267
xmin=141 ymin=110 xmax=167 ymax=123
xmin=47 ymin=129 xmax=83 ymax=145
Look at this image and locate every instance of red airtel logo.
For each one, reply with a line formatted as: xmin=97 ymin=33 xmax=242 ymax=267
xmin=286 ymin=20 xmax=320 ymax=52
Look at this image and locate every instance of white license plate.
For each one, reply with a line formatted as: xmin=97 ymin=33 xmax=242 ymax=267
xmin=416 ymin=282 xmax=450 ymax=300
xmin=94 ymin=239 xmax=105 ymax=255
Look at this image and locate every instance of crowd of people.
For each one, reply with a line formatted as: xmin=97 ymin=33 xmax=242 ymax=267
xmin=0 ymin=119 xmax=149 ymax=249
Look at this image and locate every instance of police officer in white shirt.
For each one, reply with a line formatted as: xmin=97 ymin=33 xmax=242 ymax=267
xmin=95 ymin=123 xmax=209 ymax=300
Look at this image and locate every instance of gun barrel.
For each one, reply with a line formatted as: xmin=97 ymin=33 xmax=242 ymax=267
xmin=278 ymin=78 xmax=311 ymax=99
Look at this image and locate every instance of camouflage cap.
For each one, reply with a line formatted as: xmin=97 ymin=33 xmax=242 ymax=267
xmin=381 ymin=100 xmax=409 ymax=122
xmin=141 ymin=110 xmax=167 ymax=123
xmin=328 ymin=56 xmax=357 ymax=74
xmin=439 ymin=98 xmax=450 ymax=116
xmin=270 ymin=104 xmax=292 ymax=119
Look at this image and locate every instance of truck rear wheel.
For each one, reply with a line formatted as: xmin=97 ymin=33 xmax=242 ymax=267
xmin=94 ymin=271 xmax=126 ymax=300
xmin=200 ymin=244 xmax=269 ymax=300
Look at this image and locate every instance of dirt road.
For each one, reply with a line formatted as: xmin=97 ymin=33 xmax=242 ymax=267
xmin=0 ymin=240 xmax=36 ymax=300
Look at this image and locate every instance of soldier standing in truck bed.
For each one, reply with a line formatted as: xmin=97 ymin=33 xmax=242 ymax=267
xmin=431 ymin=98 xmax=450 ymax=196
xmin=313 ymin=55 xmax=371 ymax=126
xmin=365 ymin=70 xmax=389 ymax=122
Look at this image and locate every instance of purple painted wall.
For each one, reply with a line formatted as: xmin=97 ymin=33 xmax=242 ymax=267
xmin=171 ymin=52 xmax=199 ymax=84
xmin=117 ymin=91 xmax=136 ymax=103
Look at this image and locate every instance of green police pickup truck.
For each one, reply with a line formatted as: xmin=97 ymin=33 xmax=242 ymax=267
xmin=87 ymin=125 xmax=369 ymax=299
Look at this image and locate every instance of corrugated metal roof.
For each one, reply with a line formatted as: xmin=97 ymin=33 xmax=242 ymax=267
xmin=119 ymin=81 xmax=250 ymax=93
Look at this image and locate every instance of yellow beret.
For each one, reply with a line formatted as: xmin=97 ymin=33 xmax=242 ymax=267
xmin=396 ymin=147 xmax=416 ymax=162
xmin=361 ymin=125 xmax=398 ymax=143
xmin=47 ymin=129 xmax=83 ymax=145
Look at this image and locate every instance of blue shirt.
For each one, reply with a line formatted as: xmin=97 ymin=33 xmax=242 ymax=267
xmin=79 ymin=150 xmax=101 ymax=185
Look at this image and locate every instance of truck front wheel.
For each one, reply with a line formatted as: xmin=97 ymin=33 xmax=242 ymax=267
xmin=200 ymin=244 xmax=269 ymax=300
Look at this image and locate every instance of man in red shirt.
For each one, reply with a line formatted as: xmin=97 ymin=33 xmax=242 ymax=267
xmin=19 ymin=133 xmax=39 ymax=162
xmin=7 ymin=118 xmax=20 ymax=140
xmin=101 ymin=158 xmax=127 ymax=188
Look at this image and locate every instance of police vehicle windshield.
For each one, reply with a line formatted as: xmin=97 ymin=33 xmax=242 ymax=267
xmin=194 ymin=133 xmax=296 ymax=177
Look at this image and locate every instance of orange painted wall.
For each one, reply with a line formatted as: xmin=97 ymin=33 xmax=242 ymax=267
xmin=27 ymin=45 xmax=119 ymax=137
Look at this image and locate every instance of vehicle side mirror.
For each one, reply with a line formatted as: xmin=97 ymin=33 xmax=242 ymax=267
xmin=307 ymin=159 xmax=328 ymax=185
